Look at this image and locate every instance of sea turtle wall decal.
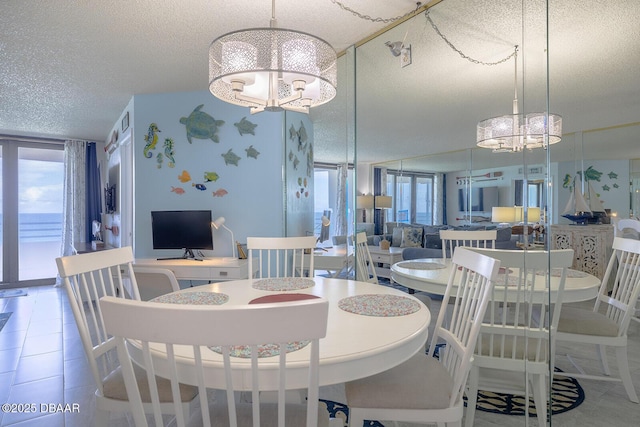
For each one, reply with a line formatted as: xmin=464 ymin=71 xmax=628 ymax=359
xmin=245 ymin=145 xmax=260 ymax=159
xmin=234 ymin=117 xmax=257 ymax=136
xmin=179 ymin=104 xmax=225 ymax=144
xmin=221 ymin=149 xmax=241 ymax=166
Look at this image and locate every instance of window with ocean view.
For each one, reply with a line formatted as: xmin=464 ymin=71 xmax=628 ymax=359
xmin=1 ymin=142 xmax=64 ymax=285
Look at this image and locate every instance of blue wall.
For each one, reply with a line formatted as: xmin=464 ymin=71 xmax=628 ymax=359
xmin=130 ymin=91 xmax=312 ymax=258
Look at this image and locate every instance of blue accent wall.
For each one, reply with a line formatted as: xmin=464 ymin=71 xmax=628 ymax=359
xmin=128 ymin=91 xmax=312 ymax=258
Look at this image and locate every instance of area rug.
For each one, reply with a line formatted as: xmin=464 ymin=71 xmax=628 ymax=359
xmin=0 ymin=289 xmax=28 ymax=298
xmin=320 ymin=368 xmax=583 ymax=426
xmin=0 ymin=312 xmax=12 ymax=333
xmin=466 ymin=368 xmax=585 ymax=417
xmin=321 ymin=399 xmax=385 ymax=427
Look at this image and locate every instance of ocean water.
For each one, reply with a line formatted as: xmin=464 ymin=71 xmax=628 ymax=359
xmin=0 ymin=213 xmax=63 ymax=242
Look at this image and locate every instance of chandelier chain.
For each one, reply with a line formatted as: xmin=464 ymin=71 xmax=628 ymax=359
xmin=329 ymin=0 xmax=422 ymax=24
xmin=425 ymin=11 xmax=516 ymax=66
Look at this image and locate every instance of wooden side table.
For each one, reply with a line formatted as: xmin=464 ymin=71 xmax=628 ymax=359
xmin=550 ymin=224 xmax=614 ymax=280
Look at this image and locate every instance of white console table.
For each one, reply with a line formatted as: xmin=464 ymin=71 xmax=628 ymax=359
xmin=134 ymin=258 xmax=254 ymax=282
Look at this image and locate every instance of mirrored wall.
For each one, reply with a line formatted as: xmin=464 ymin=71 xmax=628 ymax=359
xmin=311 ymin=1 xmax=637 ymax=424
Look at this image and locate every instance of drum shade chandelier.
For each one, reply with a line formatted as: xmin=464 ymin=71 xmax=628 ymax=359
xmin=476 ymin=46 xmax=562 ymax=152
xmin=208 ymin=0 xmax=337 ymax=114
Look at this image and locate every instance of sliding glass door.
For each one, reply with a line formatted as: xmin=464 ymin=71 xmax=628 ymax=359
xmin=1 ymin=140 xmax=63 ymax=286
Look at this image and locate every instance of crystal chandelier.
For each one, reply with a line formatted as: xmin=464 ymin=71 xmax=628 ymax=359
xmin=208 ymin=0 xmax=337 ymax=114
xmin=476 ymin=46 xmax=562 ymax=152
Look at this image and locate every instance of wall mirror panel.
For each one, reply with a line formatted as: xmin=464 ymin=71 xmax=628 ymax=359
xmin=311 ymin=1 xmax=638 ymax=423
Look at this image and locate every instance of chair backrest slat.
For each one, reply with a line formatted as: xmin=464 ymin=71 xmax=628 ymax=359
xmin=439 ymin=229 xmax=497 ymax=259
xmin=101 ymin=296 xmax=329 ymax=427
xmin=354 ymin=232 xmax=379 ymax=284
xmin=55 ymin=247 xmax=139 ymax=395
xmin=427 ymin=247 xmax=501 ymax=407
xmin=595 ymin=237 xmax=640 ymax=335
xmin=247 ymin=236 xmax=316 ymax=278
xmin=468 ymin=248 xmax=574 ymax=370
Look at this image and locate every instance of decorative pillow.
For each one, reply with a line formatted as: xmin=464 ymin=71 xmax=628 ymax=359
xmin=424 ymin=233 xmax=442 ymax=249
xmin=401 ymin=227 xmax=423 ymax=248
xmin=355 ymin=223 xmax=375 ymax=236
xmin=423 ymin=225 xmax=449 ymax=234
xmin=496 ymin=227 xmax=512 ymax=242
xmin=392 ymin=227 xmax=404 ymax=247
xmin=622 ymin=228 xmax=640 ymax=240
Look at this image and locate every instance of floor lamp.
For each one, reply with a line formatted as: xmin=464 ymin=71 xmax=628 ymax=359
xmin=357 ymin=194 xmax=374 ymax=223
xmin=212 ymin=216 xmax=237 ymax=259
xmin=375 ymin=195 xmax=393 ymax=234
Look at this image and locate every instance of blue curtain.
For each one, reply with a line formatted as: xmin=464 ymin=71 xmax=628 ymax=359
xmin=442 ymin=174 xmax=448 ymax=225
xmin=85 ymin=142 xmax=102 ymax=241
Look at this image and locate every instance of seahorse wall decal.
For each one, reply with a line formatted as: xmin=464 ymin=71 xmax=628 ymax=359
xmin=163 ymin=138 xmax=176 ymax=167
xmin=143 ymin=123 xmax=161 ymax=158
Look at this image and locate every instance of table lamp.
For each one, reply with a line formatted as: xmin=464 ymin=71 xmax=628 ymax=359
xmin=356 ymin=194 xmax=374 ymax=222
xmin=318 ymin=214 xmax=331 ymax=244
xmin=212 ymin=216 xmax=237 ymax=259
xmin=514 ymin=206 xmax=541 ymax=223
xmin=492 ymin=207 xmax=516 ymax=227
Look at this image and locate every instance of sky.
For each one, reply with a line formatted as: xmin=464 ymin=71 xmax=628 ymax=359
xmin=20 ymin=158 xmax=64 ymax=214
xmin=3 ymin=157 xmax=65 ymax=215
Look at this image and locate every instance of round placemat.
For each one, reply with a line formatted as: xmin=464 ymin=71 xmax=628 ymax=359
xmin=536 ymin=268 xmax=588 ymax=278
xmin=209 ymin=341 xmax=310 ymax=358
xmin=338 ymin=294 xmax=421 ymax=317
xmin=459 ymin=266 xmax=513 ymax=275
xmin=252 ymin=277 xmax=315 ymax=291
xmin=398 ymin=261 xmax=446 ymax=270
xmin=151 ymin=291 xmax=229 ymax=305
xmin=249 ymin=293 xmax=320 ymax=304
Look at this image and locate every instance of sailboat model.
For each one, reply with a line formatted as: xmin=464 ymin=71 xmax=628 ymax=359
xmin=562 ymin=176 xmax=606 ymax=224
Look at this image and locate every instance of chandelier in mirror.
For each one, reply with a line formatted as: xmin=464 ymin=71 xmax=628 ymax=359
xmin=476 ymin=46 xmax=562 ymax=152
xmin=209 ymin=0 xmax=337 ymax=114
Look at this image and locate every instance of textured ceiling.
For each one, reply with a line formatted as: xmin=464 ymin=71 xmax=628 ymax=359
xmin=1 ymin=0 xmax=639 ymax=168
xmin=0 ymin=0 xmax=419 ymax=140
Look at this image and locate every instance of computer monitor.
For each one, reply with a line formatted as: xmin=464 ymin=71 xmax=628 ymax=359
xmin=151 ymin=210 xmax=213 ymax=259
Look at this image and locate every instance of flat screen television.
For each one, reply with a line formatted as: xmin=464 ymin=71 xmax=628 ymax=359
xmin=151 ymin=210 xmax=213 ymax=260
xmin=458 ymin=186 xmax=499 ymax=212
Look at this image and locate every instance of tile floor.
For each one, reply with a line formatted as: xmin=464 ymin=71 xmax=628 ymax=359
xmin=1 ymin=285 xmax=639 ymax=426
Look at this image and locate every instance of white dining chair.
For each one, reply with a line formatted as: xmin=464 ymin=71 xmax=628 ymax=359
xmin=55 ymin=247 xmax=197 ymax=426
xmin=99 ymin=295 xmax=338 ymax=427
xmin=613 ymin=218 xmax=640 ymax=322
xmin=247 ymin=236 xmax=316 ymax=278
xmin=132 ymin=266 xmax=181 ymax=301
xmin=345 ymin=247 xmax=500 ymax=427
xmin=464 ymin=248 xmax=574 ymax=426
xmin=555 ymin=236 xmax=640 ymax=403
xmin=353 ymin=232 xmax=378 ymax=284
xmin=439 ymin=229 xmax=497 ymax=259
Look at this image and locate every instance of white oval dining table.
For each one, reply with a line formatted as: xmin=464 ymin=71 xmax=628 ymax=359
xmin=391 ymin=258 xmax=601 ymax=303
xmin=126 ymin=276 xmax=431 ymax=390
